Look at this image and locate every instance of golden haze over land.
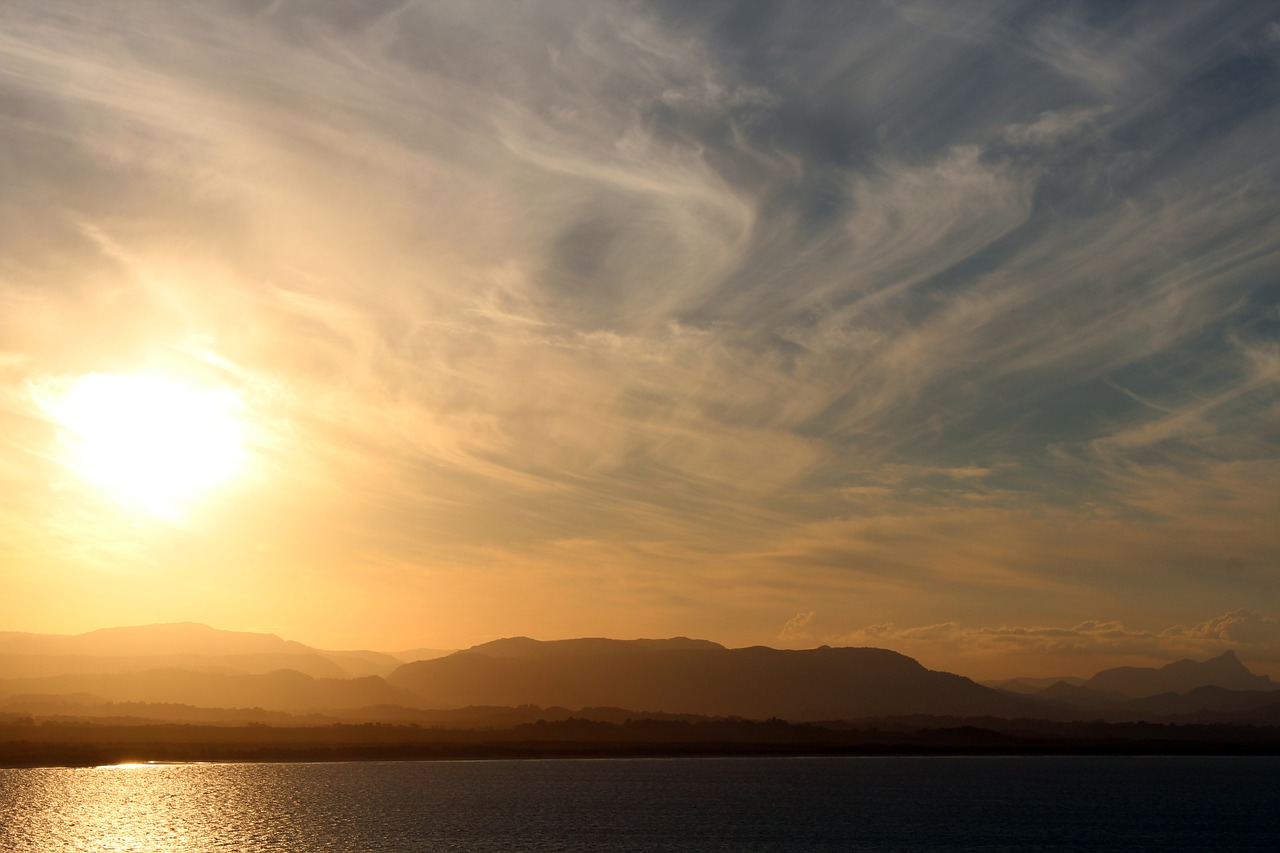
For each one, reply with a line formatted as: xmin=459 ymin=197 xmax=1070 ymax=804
xmin=0 ymin=0 xmax=1278 ymax=680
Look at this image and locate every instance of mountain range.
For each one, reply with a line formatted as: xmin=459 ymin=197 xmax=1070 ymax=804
xmin=1082 ymin=651 xmax=1275 ymax=697
xmin=387 ymin=637 xmax=1036 ymax=720
xmin=0 ymin=622 xmax=449 ymax=679
xmin=2 ymin=624 xmax=1277 ymax=726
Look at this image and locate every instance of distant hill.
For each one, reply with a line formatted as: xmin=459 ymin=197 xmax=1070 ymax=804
xmin=1009 ymin=680 xmax=1280 ymax=725
xmin=1032 ymin=681 xmax=1129 ymax=706
xmin=1084 ymin=651 xmax=1278 ymax=698
xmin=389 ymin=648 xmax=456 ymax=664
xmin=0 ymin=623 xmax=404 ymax=679
xmin=0 ymin=668 xmax=417 ymax=713
xmin=387 ymin=638 xmax=1036 ymax=720
xmin=982 ymin=676 xmax=1087 ymax=694
xmin=0 ymin=652 xmax=349 ymax=680
xmin=1124 ymin=686 xmax=1280 ymax=719
xmin=0 ymin=623 xmax=308 ymax=657
xmin=977 ymin=653 xmax=1280 ymax=725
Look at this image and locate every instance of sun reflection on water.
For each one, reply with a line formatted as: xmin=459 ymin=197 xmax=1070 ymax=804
xmin=3 ymin=758 xmax=1279 ymax=851
xmin=0 ymin=764 xmax=260 ymax=852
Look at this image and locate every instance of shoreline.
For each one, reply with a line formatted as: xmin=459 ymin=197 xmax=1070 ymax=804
xmin=7 ymin=739 xmax=1280 ymax=770
xmin=7 ymin=717 xmax=1280 ymax=768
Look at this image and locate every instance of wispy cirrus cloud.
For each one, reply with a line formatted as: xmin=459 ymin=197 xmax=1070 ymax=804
xmin=0 ymin=0 xmax=1276 ymax=658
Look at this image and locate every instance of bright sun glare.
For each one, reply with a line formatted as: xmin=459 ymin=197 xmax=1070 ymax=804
xmin=41 ymin=373 xmax=247 ymax=519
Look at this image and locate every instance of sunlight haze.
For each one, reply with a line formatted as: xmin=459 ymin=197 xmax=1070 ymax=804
xmin=36 ymin=372 xmax=248 ymax=520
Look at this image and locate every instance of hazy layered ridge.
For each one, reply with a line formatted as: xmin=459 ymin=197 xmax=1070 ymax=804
xmin=4 ymin=626 xmax=1031 ymax=719
xmin=0 ymin=622 xmax=430 ymax=678
xmin=4 ymin=625 xmax=1280 ymax=725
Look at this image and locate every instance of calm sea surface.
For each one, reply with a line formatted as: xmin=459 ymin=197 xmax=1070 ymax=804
xmin=2 ymin=756 xmax=1277 ymax=851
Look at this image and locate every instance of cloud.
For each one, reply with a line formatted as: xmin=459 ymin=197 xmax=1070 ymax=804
xmin=1002 ymin=107 xmax=1110 ymax=146
xmin=842 ymin=609 xmax=1280 ymax=664
xmin=778 ymin=611 xmax=815 ymax=642
xmin=1181 ymin=609 xmax=1280 ymax=646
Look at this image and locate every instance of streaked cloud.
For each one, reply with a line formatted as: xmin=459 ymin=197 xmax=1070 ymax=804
xmin=838 ymin=609 xmax=1280 ymax=677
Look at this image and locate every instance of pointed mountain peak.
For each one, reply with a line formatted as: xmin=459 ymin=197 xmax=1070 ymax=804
xmin=1088 ymin=648 xmax=1274 ymax=697
xmin=1159 ymin=649 xmax=1248 ymax=673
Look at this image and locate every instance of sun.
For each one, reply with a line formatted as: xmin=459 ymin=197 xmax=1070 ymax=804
xmin=40 ymin=373 xmax=248 ymax=519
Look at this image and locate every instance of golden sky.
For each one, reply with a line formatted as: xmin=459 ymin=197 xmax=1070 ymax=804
xmin=1 ymin=0 xmax=1278 ymax=678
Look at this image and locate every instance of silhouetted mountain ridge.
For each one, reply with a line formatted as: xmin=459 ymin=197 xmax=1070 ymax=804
xmin=465 ymin=636 xmax=725 ymax=658
xmin=5 ymin=626 xmax=1278 ymax=726
xmin=982 ymin=676 xmax=1087 ymax=693
xmin=1084 ymin=651 xmax=1277 ymax=698
xmin=388 ymin=638 xmax=1037 ymax=720
xmin=0 ymin=623 xmax=407 ymax=678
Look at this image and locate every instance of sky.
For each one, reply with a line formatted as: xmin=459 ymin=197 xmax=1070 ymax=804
xmin=1 ymin=0 xmax=1278 ymax=679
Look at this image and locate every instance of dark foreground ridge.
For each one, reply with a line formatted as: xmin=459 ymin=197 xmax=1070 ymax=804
xmin=4 ymin=716 xmax=1280 ymax=768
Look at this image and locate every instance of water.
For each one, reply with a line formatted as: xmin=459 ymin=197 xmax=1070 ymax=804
xmin=2 ymin=756 xmax=1277 ymax=851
